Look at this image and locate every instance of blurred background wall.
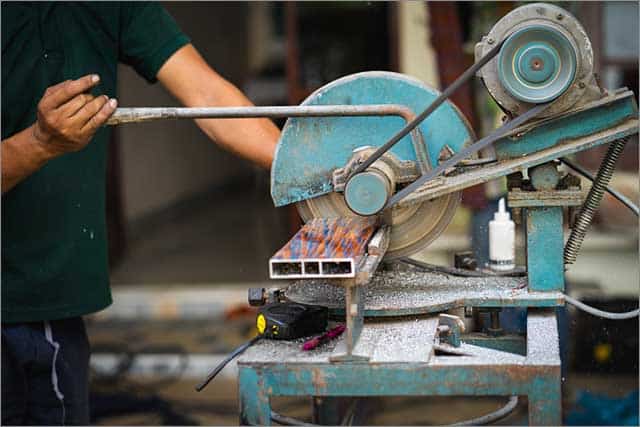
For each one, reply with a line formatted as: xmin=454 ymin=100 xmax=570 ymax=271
xmin=107 ymin=2 xmax=638 ymax=288
xmin=116 ymin=3 xmax=252 ymax=224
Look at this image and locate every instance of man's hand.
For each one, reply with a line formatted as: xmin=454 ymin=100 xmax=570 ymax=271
xmin=33 ymin=74 xmax=118 ymax=158
xmin=2 ymin=74 xmax=117 ymax=193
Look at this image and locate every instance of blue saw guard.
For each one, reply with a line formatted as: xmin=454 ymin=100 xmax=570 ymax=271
xmin=270 ymin=71 xmax=474 ymax=207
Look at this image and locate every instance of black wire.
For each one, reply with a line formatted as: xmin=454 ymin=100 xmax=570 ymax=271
xmin=269 ymin=396 xmax=519 ymax=427
xmin=452 ymin=396 xmax=519 ymax=426
xmin=89 ymin=342 xmax=199 ymax=425
xmin=195 ymin=335 xmax=262 ymax=392
xmin=559 ymin=157 xmax=639 ymax=216
xmin=271 ymin=410 xmax=315 ymax=426
xmin=400 ymin=257 xmax=526 ymax=277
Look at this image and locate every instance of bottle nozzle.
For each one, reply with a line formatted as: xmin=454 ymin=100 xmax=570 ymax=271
xmin=494 ymin=197 xmax=510 ymax=221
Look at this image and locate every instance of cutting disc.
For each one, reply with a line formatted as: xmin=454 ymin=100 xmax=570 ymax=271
xmin=271 ymin=71 xmax=475 ymax=259
xmin=296 ymin=189 xmax=460 ymax=260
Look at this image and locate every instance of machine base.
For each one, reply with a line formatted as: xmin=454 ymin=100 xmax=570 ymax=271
xmin=238 ymin=308 xmax=562 ymax=425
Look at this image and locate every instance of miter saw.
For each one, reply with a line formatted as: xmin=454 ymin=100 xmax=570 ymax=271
xmin=107 ymin=3 xmax=639 ymax=424
xmin=256 ymin=1 xmax=638 ymax=357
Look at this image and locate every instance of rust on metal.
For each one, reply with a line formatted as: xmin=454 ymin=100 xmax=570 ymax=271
xmin=105 ymin=104 xmax=418 ymax=125
xmin=270 ymin=217 xmax=378 ymax=279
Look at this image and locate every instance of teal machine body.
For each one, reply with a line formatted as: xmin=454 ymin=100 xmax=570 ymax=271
xmin=238 ymin=3 xmax=638 ymax=425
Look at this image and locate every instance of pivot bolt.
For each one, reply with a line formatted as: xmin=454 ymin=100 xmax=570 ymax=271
xmin=556 ymin=13 xmax=564 ymax=20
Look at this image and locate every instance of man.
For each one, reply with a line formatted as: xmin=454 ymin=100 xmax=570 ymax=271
xmin=1 ymin=3 xmax=280 ymax=425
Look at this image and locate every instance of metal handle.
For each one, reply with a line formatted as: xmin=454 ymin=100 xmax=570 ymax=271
xmin=106 ymin=104 xmax=417 ymax=125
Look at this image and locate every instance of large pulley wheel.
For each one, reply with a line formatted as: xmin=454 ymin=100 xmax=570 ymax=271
xmin=475 ymin=2 xmax=592 ymax=117
xmin=498 ymin=25 xmax=577 ymax=104
xmin=270 ymin=71 xmax=475 ymax=260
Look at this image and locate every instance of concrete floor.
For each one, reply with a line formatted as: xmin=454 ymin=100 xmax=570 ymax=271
xmin=87 ymin=317 xmax=638 ymax=426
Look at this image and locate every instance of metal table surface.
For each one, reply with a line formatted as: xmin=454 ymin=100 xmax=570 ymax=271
xmin=285 ymin=264 xmax=564 ymax=316
xmin=237 ymin=308 xmax=561 ymax=425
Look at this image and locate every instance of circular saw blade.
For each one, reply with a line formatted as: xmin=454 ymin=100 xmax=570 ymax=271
xmin=296 ymin=189 xmax=460 ymax=260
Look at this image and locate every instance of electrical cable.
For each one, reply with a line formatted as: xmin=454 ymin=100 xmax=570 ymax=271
xmin=400 ymin=257 xmax=526 ymax=277
xmin=563 ymin=294 xmax=639 ymax=320
xmin=270 ymin=395 xmax=519 ymax=427
xmin=452 ymin=396 xmax=519 ymax=426
xmin=559 ymin=157 xmax=639 ymax=216
xmin=399 ymin=260 xmax=639 ymax=319
xmin=89 ymin=340 xmax=200 ymax=425
xmin=340 ymin=398 xmax=361 ymax=426
xmin=271 ymin=410 xmax=316 ymax=426
xmin=195 ymin=335 xmax=262 ymax=392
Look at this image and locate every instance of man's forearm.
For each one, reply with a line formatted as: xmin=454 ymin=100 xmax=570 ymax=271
xmin=193 ymin=79 xmax=279 ymax=170
xmin=2 ymin=125 xmax=53 ymax=193
xmin=157 ymin=45 xmax=280 ymax=169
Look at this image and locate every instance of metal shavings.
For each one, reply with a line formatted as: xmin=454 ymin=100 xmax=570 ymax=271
xmin=284 ymin=264 xmax=556 ymax=316
xmin=239 ymin=331 xmax=343 ymax=364
xmin=525 ymin=309 xmax=561 ymax=365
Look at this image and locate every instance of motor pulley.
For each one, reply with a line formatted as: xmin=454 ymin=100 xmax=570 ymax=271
xmin=476 ymin=2 xmax=596 ymax=117
xmin=498 ymin=24 xmax=577 ymax=104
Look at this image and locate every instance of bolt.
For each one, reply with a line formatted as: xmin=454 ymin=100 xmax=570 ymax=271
xmin=454 ymin=251 xmax=477 ymax=271
xmin=487 ymin=37 xmax=494 ymax=45
xmin=487 ymin=309 xmax=503 ymax=336
xmin=578 ymin=81 xmax=586 ymax=89
xmin=556 ymin=13 xmax=564 ymax=20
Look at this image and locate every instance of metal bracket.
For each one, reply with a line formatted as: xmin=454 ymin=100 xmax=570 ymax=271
xmin=437 ymin=314 xmax=466 ymax=347
xmin=330 ymin=226 xmax=391 ymax=361
xmin=332 ymin=148 xmax=418 ymax=192
xmin=508 ymin=187 xmax=585 ymax=208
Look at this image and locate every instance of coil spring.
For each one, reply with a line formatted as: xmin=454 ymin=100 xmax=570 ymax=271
xmin=564 ymin=136 xmax=629 ymax=266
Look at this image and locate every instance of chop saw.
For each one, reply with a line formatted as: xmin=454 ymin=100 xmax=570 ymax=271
xmin=107 ymin=3 xmax=639 ymax=424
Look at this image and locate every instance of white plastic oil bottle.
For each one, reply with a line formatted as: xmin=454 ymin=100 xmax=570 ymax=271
xmin=489 ymin=198 xmax=515 ymax=271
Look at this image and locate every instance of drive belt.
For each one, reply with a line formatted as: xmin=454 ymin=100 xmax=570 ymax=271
xmin=349 ymin=36 xmax=551 ymax=209
xmin=387 ymin=102 xmax=549 ymax=207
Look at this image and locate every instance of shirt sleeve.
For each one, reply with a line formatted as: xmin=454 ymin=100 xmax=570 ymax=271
xmin=119 ymin=2 xmax=190 ymax=83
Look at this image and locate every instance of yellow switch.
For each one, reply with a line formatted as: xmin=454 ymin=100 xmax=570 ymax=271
xmin=257 ymin=314 xmax=266 ymax=334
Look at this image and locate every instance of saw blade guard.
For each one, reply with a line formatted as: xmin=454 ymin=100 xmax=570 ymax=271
xmin=270 ymin=71 xmax=475 ymax=259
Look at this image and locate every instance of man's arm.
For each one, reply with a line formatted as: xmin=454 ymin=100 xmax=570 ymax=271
xmin=156 ymin=44 xmax=280 ymax=169
xmin=1 ymin=75 xmax=117 ymax=193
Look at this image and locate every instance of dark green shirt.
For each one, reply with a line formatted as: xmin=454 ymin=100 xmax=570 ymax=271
xmin=2 ymin=2 xmax=189 ymax=323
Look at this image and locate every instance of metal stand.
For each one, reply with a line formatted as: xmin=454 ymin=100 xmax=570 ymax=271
xmin=238 ymin=308 xmax=561 ymax=425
